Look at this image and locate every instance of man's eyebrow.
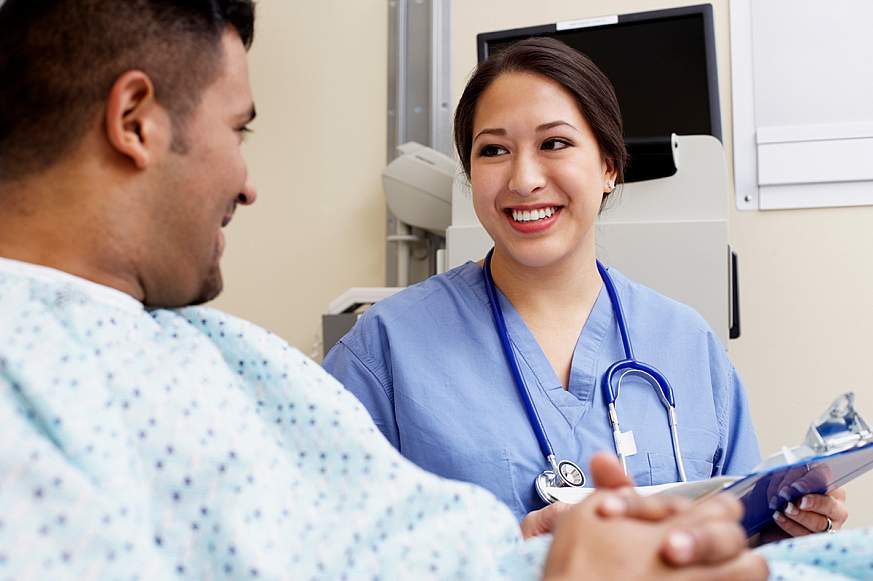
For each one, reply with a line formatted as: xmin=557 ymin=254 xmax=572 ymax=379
xmin=473 ymin=127 xmax=506 ymax=141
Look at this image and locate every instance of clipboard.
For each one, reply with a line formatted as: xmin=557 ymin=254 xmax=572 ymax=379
xmin=724 ymin=392 xmax=873 ymax=534
xmin=540 ymin=393 xmax=873 ymax=536
xmin=726 ymin=439 xmax=873 ymax=535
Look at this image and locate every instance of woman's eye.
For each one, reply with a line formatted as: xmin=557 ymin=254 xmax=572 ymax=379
xmin=542 ymin=138 xmax=570 ymax=151
xmin=479 ymin=144 xmax=508 ymax=157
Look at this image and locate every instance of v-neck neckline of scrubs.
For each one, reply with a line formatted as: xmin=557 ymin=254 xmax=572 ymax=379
xmin=462 ymin=261 xmax=615 ymax=422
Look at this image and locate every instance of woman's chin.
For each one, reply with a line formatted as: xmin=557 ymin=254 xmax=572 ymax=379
xmin=496 ymin=241 xmax=571 ymax=271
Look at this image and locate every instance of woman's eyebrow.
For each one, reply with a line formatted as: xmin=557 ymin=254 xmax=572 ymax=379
xmin=473 ymin=127 xmax=507 ymax=141
xmin=474 ymin=121 xmax=578 ymax=141
xmin=536 ymin=120 xmax=577 ymax=132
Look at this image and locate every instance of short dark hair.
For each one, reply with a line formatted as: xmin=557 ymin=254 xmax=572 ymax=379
xmin=0 ymin=0 xmax=256 ymax=182
xmin=453 ymin=37 xmax=627 ymax=201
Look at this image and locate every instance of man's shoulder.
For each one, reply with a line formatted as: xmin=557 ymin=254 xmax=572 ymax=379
xmin=170 ymin=305 xmax=292 ymax=352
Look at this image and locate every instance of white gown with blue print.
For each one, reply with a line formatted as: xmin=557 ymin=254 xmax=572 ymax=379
xmin=0 ymin=258 xmax=549 ymax=580
xmin=0 ymin=257 xmax=870 ymax=581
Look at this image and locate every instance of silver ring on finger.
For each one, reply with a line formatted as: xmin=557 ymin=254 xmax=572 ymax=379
xmin=824 ymin=516 xmax=835 ymax=534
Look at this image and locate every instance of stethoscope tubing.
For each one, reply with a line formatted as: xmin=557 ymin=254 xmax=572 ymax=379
xmin=483 ymin=250 xmax=556 ymax=463
xmin=483 ymin=249 xmax=687 ymax=486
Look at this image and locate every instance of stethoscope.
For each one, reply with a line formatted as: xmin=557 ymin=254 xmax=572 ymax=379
xmin=482 ymin=249 xmax=687 ymax=503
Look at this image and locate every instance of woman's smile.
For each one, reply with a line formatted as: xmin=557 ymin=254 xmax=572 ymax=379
xmin=504 ymin=205 xmax=563 ymax=234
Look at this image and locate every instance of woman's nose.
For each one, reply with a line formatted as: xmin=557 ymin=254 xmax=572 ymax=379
xmin=508 ymin=153 xmax=546 ymax=196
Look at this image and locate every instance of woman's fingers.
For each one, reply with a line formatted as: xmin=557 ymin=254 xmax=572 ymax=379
xmin=520 ymin=502 xmax=573 ymax=539
xmin=773 ymin=510 xmax=814 ymax=536
xmin=798 ymin=492 xmax=849 ymax=528
xmin=775 ymin=491 xmax=849 ymax=536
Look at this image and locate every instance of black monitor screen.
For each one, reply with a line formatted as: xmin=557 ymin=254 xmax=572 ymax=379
xmin=479 ymin=6 xmax=720 ymax=144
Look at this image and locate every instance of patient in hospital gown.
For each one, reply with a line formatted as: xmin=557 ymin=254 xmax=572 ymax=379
xmin=0 ymin=258 xmax=870 ymax=580
xmin=0 ymin=258 xmax=548 ymax=579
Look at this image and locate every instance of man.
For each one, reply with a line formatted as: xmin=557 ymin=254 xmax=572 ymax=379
xmin=0 ymin=1 xmax=772 ymax=579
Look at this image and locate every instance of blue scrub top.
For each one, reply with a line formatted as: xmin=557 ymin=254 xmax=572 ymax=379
xmin=323 ymin=262 xmax=761 ymax=521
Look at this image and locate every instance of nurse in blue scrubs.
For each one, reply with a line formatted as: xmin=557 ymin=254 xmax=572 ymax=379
xmin=324 ymin=37 xmax=847 ymax=537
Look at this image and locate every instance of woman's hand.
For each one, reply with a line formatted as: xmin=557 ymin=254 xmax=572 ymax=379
xmin=773 ymin=487 xmax=848 ymax=536
xmin=521 ymin=502 xmax=574 ymax=539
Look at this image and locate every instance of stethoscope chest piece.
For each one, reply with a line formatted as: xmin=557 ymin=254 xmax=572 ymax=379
xmin=534 ymin=459 xmax=586 ymax=503
xmin=558 ymin=460 xmax=585 ymax=486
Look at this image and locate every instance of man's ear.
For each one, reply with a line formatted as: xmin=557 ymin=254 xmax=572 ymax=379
xmin=104 ymin=70 xmax=168 ymax=170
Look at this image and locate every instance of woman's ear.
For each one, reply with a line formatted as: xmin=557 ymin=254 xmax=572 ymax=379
xmin=104 ymin=70 xmax=168 ymax=170
xmin=603 ymin=159 xmax=618 ymax=193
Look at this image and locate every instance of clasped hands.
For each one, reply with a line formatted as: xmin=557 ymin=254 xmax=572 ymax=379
xmin=524 ymin=453 xmax=769 ymax=581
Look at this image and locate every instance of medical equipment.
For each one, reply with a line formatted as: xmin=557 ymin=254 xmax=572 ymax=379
xmin=382 ymin=142 xmax=454 ymax=237
xmin=482 ymin=249 xmax=687 ymax=503
xmin=382 ymin=142 xmax=454 ymax=287
xmin=478 ymin=5 xmax=721 ymax=184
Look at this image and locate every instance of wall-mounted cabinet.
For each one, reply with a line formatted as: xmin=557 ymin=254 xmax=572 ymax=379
xmin=731 ymin=0 xmax=873 ymax=210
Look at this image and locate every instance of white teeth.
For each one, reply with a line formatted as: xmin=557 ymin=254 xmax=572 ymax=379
xmin=511 ymin=206 xmax=558 ymax=222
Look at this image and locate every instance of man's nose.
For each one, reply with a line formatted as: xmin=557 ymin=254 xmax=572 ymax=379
xmin=237 ymin=176 xmax=257 ymax=205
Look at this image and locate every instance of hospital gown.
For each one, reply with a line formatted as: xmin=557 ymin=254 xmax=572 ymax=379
xmin=0 ymin=257 xmax=870 ymax=581
xmin=0 ymin=258 xmax=548 ymax=580
xmin=762 ymin=529 xmax=873 ymax=580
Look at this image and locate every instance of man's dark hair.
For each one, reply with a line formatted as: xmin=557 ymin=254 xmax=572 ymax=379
xmin=0 ymin=0 xmax=256 ymax=182
xmin=454 ymin=37 xmax=627 ymax=205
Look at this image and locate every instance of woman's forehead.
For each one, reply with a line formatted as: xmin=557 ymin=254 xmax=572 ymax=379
xmin=473 ymin=72 xmax=587 ymax=131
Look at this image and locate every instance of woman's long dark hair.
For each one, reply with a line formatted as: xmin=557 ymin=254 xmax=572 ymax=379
xmin=453 ymin=37 xmax=627 ymax=203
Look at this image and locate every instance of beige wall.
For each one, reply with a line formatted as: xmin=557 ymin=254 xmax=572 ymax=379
xmin=216 ymin=0 xmax=873 ymax=526
xmin=213 ymin=0 xmax=388 ymax=359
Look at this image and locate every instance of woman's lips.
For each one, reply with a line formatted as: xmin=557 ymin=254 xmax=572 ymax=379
xmin=504 ymin=206 xmax=562 ymax=234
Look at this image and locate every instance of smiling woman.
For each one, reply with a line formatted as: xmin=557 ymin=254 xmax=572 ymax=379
xmin=322 ymin=37 xmax=847 ymax=538
xmin=468 ymin=70 xmax=612 ymax=273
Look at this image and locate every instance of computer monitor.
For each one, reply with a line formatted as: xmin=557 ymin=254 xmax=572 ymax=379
xmin=477 ymin=4 xmax=720 ymax=182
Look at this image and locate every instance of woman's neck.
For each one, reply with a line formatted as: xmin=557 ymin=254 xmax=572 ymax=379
xmin=488 ymin=245 xmax=602 ymax=320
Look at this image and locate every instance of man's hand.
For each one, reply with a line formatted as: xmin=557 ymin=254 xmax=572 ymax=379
xmin=541 ymin=490 xmax=768 ymax=581
xmin=527 ymin=452 xmax=764 ymax=574
xmin=520 ymin=453 xmax=676 ymax=540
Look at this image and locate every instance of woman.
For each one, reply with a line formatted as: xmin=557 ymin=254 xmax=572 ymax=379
xmin=323 ymin=37 xmax=846 ymax=537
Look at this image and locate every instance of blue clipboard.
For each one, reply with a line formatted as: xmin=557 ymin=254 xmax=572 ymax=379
xmin=725 ymin=440 xmax=873 ymax=535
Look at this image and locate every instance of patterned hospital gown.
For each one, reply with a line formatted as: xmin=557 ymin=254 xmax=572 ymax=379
xmin=0 ymin=259 xmax=548 ymax=580
xmin=0 ymin=257 xmax=869 ymax=580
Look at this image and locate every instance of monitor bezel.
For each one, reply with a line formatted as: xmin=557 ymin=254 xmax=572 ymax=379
xmin=476 ymin=4 xmax=722 ymax=142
